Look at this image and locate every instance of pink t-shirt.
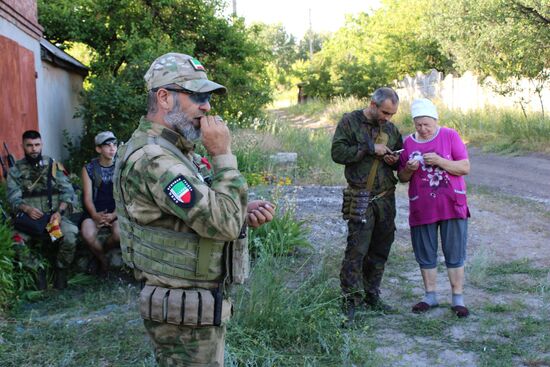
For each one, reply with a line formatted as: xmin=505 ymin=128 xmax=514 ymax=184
xmin=399 ymin=127 xmax=469 ymax=227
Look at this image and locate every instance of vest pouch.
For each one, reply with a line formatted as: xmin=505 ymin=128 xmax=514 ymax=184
xmin=139 ymin=286 xmax=231 ymax=326
xmin=342 ymin=188 xmax=352 ymax=220
xmin=231 ymin=237 xmax=250 ymax=284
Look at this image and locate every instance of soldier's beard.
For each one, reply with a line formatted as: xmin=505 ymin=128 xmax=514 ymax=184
xmin=165 ymin=110 xmax=202 ymax=142
xmin=24 ymin=152 xmax=42 ymax=165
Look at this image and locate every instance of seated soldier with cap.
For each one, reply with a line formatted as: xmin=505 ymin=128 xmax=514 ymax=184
xmin=80 ymin=131 xmax=120 ymax=276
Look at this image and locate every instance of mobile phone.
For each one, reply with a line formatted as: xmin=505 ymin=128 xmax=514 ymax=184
xmin=390 ymin=149 xmax=404 ymax=155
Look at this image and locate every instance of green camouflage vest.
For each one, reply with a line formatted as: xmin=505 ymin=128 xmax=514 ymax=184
xmin=114 ymin=133 xmax=228 ymax=283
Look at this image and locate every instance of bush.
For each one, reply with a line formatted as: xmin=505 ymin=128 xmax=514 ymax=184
xmin=0 ymin=219 xmax=15 ymax=311
xmin=248 ymin=205 xmax=311 ymax=258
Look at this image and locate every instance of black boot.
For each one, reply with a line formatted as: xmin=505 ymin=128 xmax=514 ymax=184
xmin=54 ymin=268 xmax=68 ymax=290
xmin=364 ymin=292 xmax=396 ymax=314
xmin=36 ymin=269 xmax=47 ymax=290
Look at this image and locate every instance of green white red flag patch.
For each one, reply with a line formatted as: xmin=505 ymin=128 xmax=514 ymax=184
xmin=164 ymin=175 xmax=196 ymax=208
xmin=189 ymin=58 xmax=206 ymax=71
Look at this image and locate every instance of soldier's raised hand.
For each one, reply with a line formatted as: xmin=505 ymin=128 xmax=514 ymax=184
xmin=200 ymin=115 xmax=231 ymax=156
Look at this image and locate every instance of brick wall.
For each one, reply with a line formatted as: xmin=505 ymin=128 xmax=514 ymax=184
xmin=0 ymin=0 xmax=43 ymax=39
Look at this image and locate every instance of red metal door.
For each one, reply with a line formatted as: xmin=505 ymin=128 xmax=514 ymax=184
xmin=0 ymin=35 xmax=39 ymax=170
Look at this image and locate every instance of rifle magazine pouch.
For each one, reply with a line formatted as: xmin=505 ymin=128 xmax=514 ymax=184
xmin=183 ymin=291 xmax=199 ymax=325
xmin=140 ymin=286 xmax=232 ymax=327
xmin=151 ymin=287 xmax=169 ymax=323
xmin=341 ymin=188 xmax=351 ymax=220
xmin=198 ymin=290 xmax=215 ymax=325
xmin=139 ymin=285 xmax=156 ymax=320
xmin=349 ymin=189 xmax=370 ymax=223
xmin=166 ymin=289 xmax=184 ymax=325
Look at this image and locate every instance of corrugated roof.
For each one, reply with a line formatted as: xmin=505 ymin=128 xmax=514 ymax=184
xmin=40 ymin=38 xmax=88 ymax=76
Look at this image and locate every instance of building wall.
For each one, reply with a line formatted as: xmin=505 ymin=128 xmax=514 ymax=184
xmin=39 ymin=62 xmax=84 ymax=160
xmin=0 ymin=2 xmax=84 ymax=163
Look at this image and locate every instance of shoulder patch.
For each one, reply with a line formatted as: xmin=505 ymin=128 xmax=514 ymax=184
xmin=164 ymin=175 xmax=196 ymax=208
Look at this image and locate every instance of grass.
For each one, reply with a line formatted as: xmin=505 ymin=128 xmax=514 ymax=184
xmin=232 ymin=118 xmax=346 ymax=186
xmin=0 ymin=277 xmax=155 ymax=367
xmin=2 ymin=102 xmax=549 ymax=365
xmin=277 ymin=96 xmax=550 ymax=154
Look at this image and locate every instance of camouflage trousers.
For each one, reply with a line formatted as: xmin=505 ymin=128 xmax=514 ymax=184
xmin=144 ymin=320 xmax=226 ymax=367
xmin=340 ymin=194 xmax=396 ymax=305
xmin=14 ymin=217 xmax=78 ymax=269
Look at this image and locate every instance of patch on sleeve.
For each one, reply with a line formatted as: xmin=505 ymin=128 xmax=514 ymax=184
xmin=163 ymin=175 xmax=196 ymax=208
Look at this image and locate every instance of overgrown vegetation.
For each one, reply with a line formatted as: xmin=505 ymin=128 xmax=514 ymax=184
xmin=280 ymin=97 xmax=550 ymax=154
xmin=38 ymin=0 xmax=273 ymax=170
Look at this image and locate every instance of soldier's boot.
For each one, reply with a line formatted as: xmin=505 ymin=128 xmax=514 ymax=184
xmin=53 ymin=268 xmax=68 ymax=290
xmin=341 ymin=296 xmax=356 ymax=328
xmin=36 ymin=269 xmax=48 ymax=290
xmin=364 ymin=291 xmax=396 ymax=314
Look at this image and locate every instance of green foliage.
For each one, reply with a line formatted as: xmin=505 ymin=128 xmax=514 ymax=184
xmin=248 ymin=22 xmax=299 ymax=88
xmin=294 ymin=1 xmax=452 ymax=99
xmin=38 ymin=0 xmax=273 ymax=167
xmin=430 ymin=0 xmax=550 ymax=111
xmin=0 ymin=183 xmax=15 ymax=311
xmin=248 ymin=205 xmax=311 ymax=257
xmin=0 ymin=220 xmax=15 ymax=312
xmin=0 ymin=184 xmax=37 ymax=311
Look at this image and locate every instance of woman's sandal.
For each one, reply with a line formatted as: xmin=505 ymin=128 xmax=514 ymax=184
xmin=451 ymin=305 xmax=470 ymax=318
xmin=411 ymin=301 xmax=437 ymax=313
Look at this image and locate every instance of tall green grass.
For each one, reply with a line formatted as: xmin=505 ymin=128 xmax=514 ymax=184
xmin=226 ymin=255 xmax=382 ymax=366
xmin=282 ymin=97 xmax=550 ymax=154
xmin=232 ymin=121 xmax=346 ymax=185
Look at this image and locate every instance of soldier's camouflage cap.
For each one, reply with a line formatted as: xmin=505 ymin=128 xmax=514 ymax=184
xmin=144 ymin=53 xmax=226 ymax=94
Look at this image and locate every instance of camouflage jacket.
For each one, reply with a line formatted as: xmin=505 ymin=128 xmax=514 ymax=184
xmin=331 ymin=109 xmax=403 ymax=193
xmin=7 ymin=156 xmax=75 ymax=213
xmin=115 ymin=117 xmax=248 ymax=288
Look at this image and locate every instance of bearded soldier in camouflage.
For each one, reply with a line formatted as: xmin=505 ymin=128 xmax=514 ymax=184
xmin=114 ymin=53 xmax=274 ymax=366
xmin=331 ymin=87 xmax=403 ymax=323
xmin=7 ymin=130 xmax=78 ymax=290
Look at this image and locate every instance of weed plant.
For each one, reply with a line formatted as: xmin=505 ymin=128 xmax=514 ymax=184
xmin=249 ymin=206 xmax=311 ymax=257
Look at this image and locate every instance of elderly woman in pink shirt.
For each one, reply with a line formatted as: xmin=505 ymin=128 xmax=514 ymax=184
xmin=398 ymin=98 xmax=471 ymax=318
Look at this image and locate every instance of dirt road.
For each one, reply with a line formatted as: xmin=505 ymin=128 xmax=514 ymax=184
xmin=467 ymin=146 xmax=550 ymax=208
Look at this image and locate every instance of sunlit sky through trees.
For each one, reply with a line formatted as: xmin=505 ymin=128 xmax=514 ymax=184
xmin=232 ymin=0 xmax=382 ymax=39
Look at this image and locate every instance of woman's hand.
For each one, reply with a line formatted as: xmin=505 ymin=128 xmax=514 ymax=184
xmin=405 ymin=159 xmax=420 ymax=171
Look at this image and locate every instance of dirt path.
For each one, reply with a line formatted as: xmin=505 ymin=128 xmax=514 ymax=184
xmin=282 ymin=182 xmax=550 ymax=366
xmin=279 ymin=142 xmax=550 ymax=365
xmin=467 ymin=146 xmax=550 ymax=208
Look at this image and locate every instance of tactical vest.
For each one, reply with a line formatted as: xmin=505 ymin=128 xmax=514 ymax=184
xmin=19 ymin=157 xmax=61 ymax=212
xmin=114 ymin=133 xmax=230 ymax=284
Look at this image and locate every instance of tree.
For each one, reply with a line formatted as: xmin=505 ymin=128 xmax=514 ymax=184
xmin=293 ymin=0 xmax=452 ymax=99
xmin=38 ymin=0 xmax=272 ymax=168
xmin=248 ymin=22 xmax=299 ymax=88
xmin=430 ymin=0 xmax=550 ymax=115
